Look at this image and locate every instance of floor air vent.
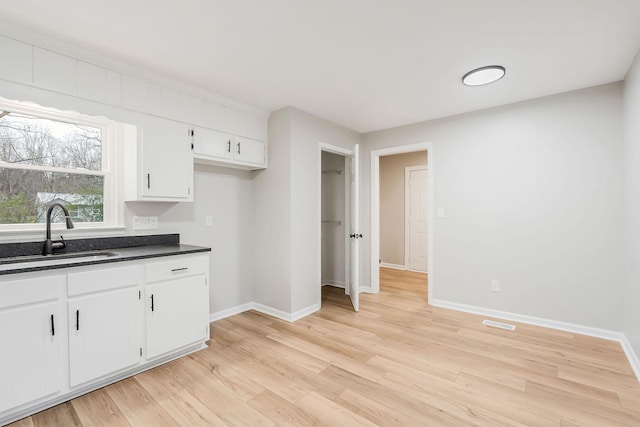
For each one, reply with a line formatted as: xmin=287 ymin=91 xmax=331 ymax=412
xmin=483 ymin=319 xmax=516 ymax=331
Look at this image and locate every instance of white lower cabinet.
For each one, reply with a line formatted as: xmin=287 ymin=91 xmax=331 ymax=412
xmin=0 ymin=274 xmax=65 ymax=414
xmin=0 ymin=253 xmax=210 ymax=426
xmin=67 ymin=265 xmax=144 ymax=387
xmin=145 ymin=256 xmax=209 ymax=359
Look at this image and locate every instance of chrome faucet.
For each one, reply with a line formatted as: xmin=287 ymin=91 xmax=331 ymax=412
xmin=43 ymin=199 xmax=75 ymax=255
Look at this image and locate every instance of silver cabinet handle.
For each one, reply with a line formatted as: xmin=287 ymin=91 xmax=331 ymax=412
xmin=171 ymin=267 xmax=189 ymax=272
xmin=237 ymin=142 xmax=241 ymax=155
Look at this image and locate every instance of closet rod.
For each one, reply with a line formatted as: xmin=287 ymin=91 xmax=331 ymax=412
xmin=321 ymin=220 xmax=342 ymax=225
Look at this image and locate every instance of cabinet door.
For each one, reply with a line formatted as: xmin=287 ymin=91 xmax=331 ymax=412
xmin=146 ymin=275 xmax=208 ymax=359
xmin=68 ymin=287 xmax=143 ymax=387
xmin=0 ymin=301 xmax=64 ymax=413
xmin=234 ymin=136 xmax=266 ymax=165
xmin=142 ymin=115 xmax=193 ymax=200
xmin=193 ymin=127 xmax=233 ymax=160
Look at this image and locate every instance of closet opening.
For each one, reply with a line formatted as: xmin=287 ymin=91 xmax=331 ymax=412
xmin=319 ymin=143 xmax=359 ymax=312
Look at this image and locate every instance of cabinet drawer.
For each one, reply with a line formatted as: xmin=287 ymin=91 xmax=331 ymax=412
xmin=68 ymin=264 xmax=144 ymax=296
xmin=145 ymin=255 xmax=208 ymax=283
xmin=0 ymin=275 xmax=65 ymax=309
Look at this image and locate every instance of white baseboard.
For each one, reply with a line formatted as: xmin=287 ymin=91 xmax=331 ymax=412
xmin=322 ymin=280 xmax=345 ymax=289
xmin=209 ymin=303 xmax=254 ymax=323
xmin=380 ymin=262 xmax=406 ymax=270
xmin=210 ymin=302 xmax=320 ymax=323
xmin=430 ymin=299 xmax=621 ymax=341
xmin=430 ymin=298 xmax=640 ymax=383
xmin=619 ymin=335 xmax=640 ymax=381
xmin=359 ymin=286 xmax=373 ymax=294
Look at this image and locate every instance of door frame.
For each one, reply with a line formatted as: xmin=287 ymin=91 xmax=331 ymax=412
xmin=370 ymin=142 xmax=433 ymax=301
xmin=405 ymin=165 xmax=428 ymax=272
xmin=319 ymin=142 xmax=352 ymax=300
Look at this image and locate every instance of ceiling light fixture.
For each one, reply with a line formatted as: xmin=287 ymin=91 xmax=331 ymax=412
xmin=462 ymin=65 xmax=506 ymax=86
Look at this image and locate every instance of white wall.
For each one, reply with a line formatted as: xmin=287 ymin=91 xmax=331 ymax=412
xmin=623 ymin=50 xmax=640 ymax=357
xmin=129 ymin=164 xmax=254 ymax=313
xmin=0 ymin=28 xmax=266 ymax=315
xmin=321 ymin=151 xmax=346 ymax=285
xmin=253 ymin=107 xmax=360 ymax=315
xmin=363 ymin=84 xmax=625 ymax=330
xmin=379 ymin=151 xmax=427 ymax=266
xmin=289 ymin=108 xmax=361 ymax=313
xmin=252 ymin=109 xmax=293 ymax=312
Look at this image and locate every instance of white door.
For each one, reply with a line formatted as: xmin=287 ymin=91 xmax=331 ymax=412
xmin=348 ymin=144 xmax=360 ymax=311
xmin=146 ymin=275 xmax=208 ymax=359
xmin=68 ymin=288 xmax=143 ymax=387
xmin=406 ymin=166 xmax=428 ymax=271
xmin=194 ymin=127 xmax=233 ymax=160
xmin=0 ymin=301 xmax=64 ymax=413
xmin=142 ymin=115 xmax=192 ymax=199
xmin=235 ymin=136 xmax=266 ymax=165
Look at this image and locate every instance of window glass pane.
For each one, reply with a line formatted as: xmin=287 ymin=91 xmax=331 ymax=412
xmin=0 ymin=111 xmax=102 ymax=171
xmin=0 ymin=168 xmax=103 ymax=224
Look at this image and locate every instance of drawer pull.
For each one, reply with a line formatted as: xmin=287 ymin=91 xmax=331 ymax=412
xmin=151 ymin=294 xmax=155 ymax=312
xmin=50 ymin=314 xmax=55 ymax=336
xmin=171 ymin=267 xmax=189 ymax=272
xmin=76 ymin=310 xmax=80 ymax=331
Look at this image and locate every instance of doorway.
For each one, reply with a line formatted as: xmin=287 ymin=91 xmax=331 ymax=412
xmin=320 ymin=143 xmax=360 ymax=311
xmin=371 ymin=142 xmax=433 ymax=301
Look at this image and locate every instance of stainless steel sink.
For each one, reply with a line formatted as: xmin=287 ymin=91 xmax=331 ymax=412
xmin=0 ymin=251 xmax=118 ymax=271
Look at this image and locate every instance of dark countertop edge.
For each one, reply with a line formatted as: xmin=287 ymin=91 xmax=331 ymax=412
xmin=0 ymin=246 xmax=211 ymax=276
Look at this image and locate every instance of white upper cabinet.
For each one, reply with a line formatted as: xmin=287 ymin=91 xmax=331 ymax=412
xmin=192 ymin=127 xmax=233 ymax=161
xmin=235 ymin=136 xmax=266 ymax=165
xmin=193 ymin=127 xmax=267 ymax=170
xmin=125 ymin=115 xmax=194 ymax=202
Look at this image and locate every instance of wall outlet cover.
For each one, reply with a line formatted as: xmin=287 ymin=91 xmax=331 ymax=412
xmin=133 ymin=216 xmax=149 ymax=230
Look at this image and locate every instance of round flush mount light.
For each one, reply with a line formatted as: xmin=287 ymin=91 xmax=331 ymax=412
xmin=462 ymin=65 xmax=506 ymax=86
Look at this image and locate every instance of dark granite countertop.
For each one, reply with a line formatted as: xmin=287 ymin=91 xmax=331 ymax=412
xmin=0 ymin=234 xmax=211 ymax=276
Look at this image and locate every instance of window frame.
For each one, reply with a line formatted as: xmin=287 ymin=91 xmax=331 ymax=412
xmin=0 ymin=98 xmax=125 ymax=235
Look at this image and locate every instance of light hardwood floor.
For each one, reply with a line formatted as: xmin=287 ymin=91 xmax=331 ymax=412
xmin=9 ymin=267 xmax=640 ymax=426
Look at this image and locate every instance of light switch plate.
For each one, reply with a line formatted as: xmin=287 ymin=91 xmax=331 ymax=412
xmin=205 ymin=215 xmax=213 ymax=227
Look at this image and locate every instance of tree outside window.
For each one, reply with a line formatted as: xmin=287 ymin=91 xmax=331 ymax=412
xmin=0 ymin=110 xmax=105 ymax=226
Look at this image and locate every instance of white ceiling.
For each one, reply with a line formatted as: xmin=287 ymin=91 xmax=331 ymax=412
xmin=1 ymin=1 xmax=640 ymax=133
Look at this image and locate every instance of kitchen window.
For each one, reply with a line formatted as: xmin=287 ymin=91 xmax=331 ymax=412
xmin=0 ymin=99 xmax=124 ymax=233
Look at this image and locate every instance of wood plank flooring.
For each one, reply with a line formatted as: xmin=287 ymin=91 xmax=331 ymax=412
xmin=9 ymin=267 xmax=640 ymax=426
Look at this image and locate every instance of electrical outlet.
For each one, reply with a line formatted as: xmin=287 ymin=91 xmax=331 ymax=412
xmin=205 ymin=215 xmax=213 ymax=227
xmin=491 ymin=280 xmax=501 ymax=292
xmin=148 ymin=216 xmax=158 ymax=229
xmin=133 ymin=216 xmax=149 ymax=230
